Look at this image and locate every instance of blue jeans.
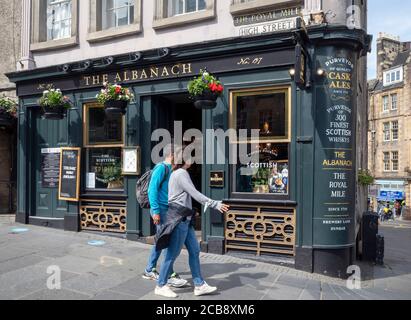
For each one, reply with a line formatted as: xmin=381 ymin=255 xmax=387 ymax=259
xmin=157 ymin=219 xmax=204 ymax=287
xmin=145 ymin=210 xmax=174 ymax=274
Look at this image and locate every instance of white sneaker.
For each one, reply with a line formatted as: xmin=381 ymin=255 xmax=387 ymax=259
xmin=194 ymin=282 xmax=217 ymax=296
xmin=155 ymin=285 xmax=178 ymax=298
xmin=167 ymin=277 xmax=188 ymax=288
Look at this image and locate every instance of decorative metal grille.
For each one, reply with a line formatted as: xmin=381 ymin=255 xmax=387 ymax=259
xmin=80 ymin=199 xmax=127 ymax=233
xmin=225 ymin=205 xmax=296 ymax=256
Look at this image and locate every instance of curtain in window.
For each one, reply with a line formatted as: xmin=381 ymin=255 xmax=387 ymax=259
xmin=47 ymin=0 xmax=72 ymax=40
xmin=102 ymin=0 xmax=134 ymax=30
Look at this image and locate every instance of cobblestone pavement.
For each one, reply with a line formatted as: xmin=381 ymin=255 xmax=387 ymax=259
xmin=0 ymin=219 xmax=410 ymax=300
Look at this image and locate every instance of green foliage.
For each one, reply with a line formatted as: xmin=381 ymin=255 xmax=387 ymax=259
xmin=38 ymin=86 xmax=71 ymax=109
xmin=96 ymin=82 xmax=134 ymax=104
xmin=101 ymin=163 xmax=123 ymax=184
xmin=358 ymin=169 xmax=375 ymax=186
xmin=187 ymin=69 xmax=224 ymax=97
xmin=0 ymin=95 xmax=17 ymax=117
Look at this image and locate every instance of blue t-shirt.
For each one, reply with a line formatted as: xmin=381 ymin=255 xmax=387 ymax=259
xmin=147 ymin=162 xmax=172 ymax=215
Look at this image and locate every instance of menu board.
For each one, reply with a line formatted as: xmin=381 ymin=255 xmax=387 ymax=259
xmin=313 ymin=47 xmax=356 ymax=247
xmin=41 ymin=148 xmax=61 ymax=188
xmin=58 ymin=147 xmax=81 ymax=202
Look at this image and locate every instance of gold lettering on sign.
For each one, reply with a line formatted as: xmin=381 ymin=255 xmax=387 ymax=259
xmin=92 ymin=75 xmax=100 ymax=85
xmin=132 ymin=70 xmax=138 ymax=80
xmin=182 ymin=63 xmax=192 ymax=74
xmin=123 ymin=71 xmax=130 ymax=81
xmin=102 ymin=74 xmax=109 ymax=83
xmin=140 ymin=70 xmax=148 ymax=79
xmin=83 ymin=76 xmax=91 ymax=86
xmin=150 ymin=67 xmax=159 ymax=78
xmin=115 ymin=73 xmax=122 ymax=83
xmin=161 ymin=67 xmax=170 ymax=77
xmin=171 ymin=65 xmax=180 ymax=75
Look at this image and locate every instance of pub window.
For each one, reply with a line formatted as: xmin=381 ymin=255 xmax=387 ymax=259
xmin=84 ymin=103 xmax=124 ymax=191
xmin=153 ymin=0 xmax=215 ymax=29
xmin=230 ymin=87 xmax=291 ymax=197
xmin=31 ymin=0 xmax=79 ymax=51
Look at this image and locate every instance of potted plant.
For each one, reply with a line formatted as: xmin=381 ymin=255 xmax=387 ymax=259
xmin=38 ymin=87 xmax=71 ymax=120
xmin=101 ymin=164 xmax=124 ymax=189
xmin=0 ymin=95 xmax=17 ymax=127
xmin=96 ymin=82 xmax=134 ymax=116
xmin=187 ymin=69 xmax=224 ymax=109
xmin=358 ymin=169 xmax=375 ymax=186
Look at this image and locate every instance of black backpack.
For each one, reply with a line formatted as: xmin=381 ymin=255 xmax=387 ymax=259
xmin=136 ymin=163 xmax=169 ymax=209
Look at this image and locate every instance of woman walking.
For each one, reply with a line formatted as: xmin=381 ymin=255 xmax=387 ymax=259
xmin=154 ymin=156 xmax=229 ymax=298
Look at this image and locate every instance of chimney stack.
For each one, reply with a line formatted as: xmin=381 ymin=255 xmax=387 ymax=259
xmin=376 ymin=33 xmax=401 ymax=80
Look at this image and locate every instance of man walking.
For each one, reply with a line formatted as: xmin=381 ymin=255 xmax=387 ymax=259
xmin=142 ymin=144 xmax=187 ymax=288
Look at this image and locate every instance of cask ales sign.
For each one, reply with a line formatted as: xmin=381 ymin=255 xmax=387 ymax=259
xmin=313 ymin=47 xmax=357 ymax=248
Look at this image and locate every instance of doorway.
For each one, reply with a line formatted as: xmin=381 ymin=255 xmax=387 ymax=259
xmin=152 ymin=93 xmax=203 ymax=231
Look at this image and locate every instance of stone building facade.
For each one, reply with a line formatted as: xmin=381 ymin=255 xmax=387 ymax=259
xmin=0 ymin=0 xmax=21 ymax=214
xmin=368 ymin=33 xmax=411 ymax=209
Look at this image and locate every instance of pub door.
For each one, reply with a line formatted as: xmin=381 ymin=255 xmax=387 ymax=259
xmin=30 ymin=109 xmax=68 ymax=219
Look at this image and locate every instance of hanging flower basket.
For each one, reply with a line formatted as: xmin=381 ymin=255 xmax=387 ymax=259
xmin=42 ymin=104 xmax=67 ymax=120
xmin=188 ymin=69 xmax=223 ymax=110
xmin=96 ymin=83 xmax=134 ymax=116
xmin=104 ymin=99 xmax=128 ymax=115
xmin=193 ymin=90 xmax=219 ymax=110
xmin=0 ymin=96 xmax=18 ymax=128
xmin=38 ymin=87 xmax=71 ymax=120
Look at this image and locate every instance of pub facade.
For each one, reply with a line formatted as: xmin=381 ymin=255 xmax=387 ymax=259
xmin=7 ymin=0 xmax=370 ymax=278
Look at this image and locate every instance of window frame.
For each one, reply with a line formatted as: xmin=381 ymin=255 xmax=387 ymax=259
xmin=391 ymin=121 xmax=399 ymax=141
xmin=383 ymin=122 xmax=390 ymax=142
xmin=153 ymin=0 xmax=216 ymax=30
xmin=382 ymin=95 xmax=389 ymax=112
xmin=383 ymin=67 xmax=403 ymax=86
xmin=391 ymin=93 xmax=398 ymax=111
xmin=83 ymin=102 xmax=126 ymax=192
xmin=87 ymin=0 xmax=142 ymax=43
xmin=46 ymin=0 xmax=73 ymax=41
xmin=383 ymin=152 xmax=390 ymax=172
xmin=31 ymin=0 xmax=79 ymax=52
xmin=391 ymin=151 xmax=399 ymax=172
xmin=229 ymin=86 xmax=292 ymax=201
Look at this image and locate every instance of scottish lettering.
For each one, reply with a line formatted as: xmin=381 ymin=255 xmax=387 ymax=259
xmin=313 ymin=47 xmax=356 ymax=247
xmin=41 ymin=148 xmax=61 ymax=188
xmin=233 ymin=7 xmax=301 ymax=26
xmin=58 ymin=148 xmax=81 ymax=202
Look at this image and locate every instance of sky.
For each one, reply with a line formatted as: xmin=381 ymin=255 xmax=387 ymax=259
xmin=367 ymin=0 xmax=411 ymax=79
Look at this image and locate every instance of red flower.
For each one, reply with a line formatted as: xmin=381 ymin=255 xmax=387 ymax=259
xmin=217 ymin=84 xmax=223 ymax=92
xmin=115 ymin=87 xmax=121 ymax=94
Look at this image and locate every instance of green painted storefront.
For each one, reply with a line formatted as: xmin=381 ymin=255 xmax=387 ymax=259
xmin=8 ymin=25 xmax=371 ymax=277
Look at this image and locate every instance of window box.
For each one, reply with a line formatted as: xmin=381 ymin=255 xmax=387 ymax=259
xmin=87 ymin=0 xmax=142 ymax=43
xmin=153 ymin=0 xmax=216 ymax=30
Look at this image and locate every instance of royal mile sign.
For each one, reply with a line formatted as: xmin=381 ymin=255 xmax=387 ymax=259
xmin=233 ymin=7 xmax=301 ymax=26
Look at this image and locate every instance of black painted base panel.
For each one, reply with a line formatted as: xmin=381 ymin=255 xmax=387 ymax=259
xmin=28 ymin=216 xmax=65 ymax=230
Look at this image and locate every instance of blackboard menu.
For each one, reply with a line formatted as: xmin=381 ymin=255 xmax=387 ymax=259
xmin=58 ymin=148 xmax=81 ymax=201
xmin=41 ymin=148 xmax=61 ymax=188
